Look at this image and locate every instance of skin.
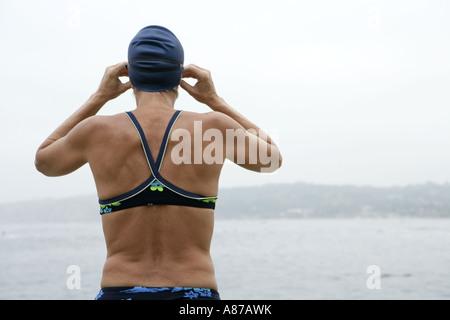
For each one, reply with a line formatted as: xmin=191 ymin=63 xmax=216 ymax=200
xmin=35 ymin=62 xmax=282 ymax=291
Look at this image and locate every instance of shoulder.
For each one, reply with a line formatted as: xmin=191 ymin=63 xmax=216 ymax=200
xmin=69 ymin=115 xmax=107 ymax=139
xmin=67 ymin=114 xmax=124 ymax=146
xmin=180 ymin=110 xmax=240 ymax=131
xmin=81 ymin=113 xmax=124 ymax=129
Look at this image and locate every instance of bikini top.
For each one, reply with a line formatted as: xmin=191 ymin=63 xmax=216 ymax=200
xmin=98 ymin=110 xmax=217 ymax=215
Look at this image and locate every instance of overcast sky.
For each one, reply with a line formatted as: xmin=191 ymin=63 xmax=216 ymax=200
xmin=1 ymin=0 xmax=449 ymax=203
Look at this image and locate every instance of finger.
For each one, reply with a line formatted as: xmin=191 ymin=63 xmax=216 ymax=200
xmin=118 ymin=66 xmax=129 ymax=77
xmin=182 ymin=64 xmax=202 ymax=79
xmin=181 ymin=67 xmax=196 ymax=79
xmin=188 ymin=64 xmax=210 ymax=74
xmin=180 ymin=80 xmax=194 ymax=93
xmin=116 ymin=61 xmax=128 ymax=69
xmin=112 ymin=61 xmax=129 ymax=76
xmin=120 ymin=80 xmax=132 ymax=93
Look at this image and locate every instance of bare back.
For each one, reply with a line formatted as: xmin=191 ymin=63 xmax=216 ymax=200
xmin=34 ymin=62 xmax=282 ymax=296
xmin=87 ymin=107 xmax=224 ymax=290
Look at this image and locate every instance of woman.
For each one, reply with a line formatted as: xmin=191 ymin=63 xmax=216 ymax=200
xmin=35 ymin=25 xmax=282 ymax=300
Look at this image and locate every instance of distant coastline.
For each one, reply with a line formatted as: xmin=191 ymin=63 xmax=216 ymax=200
xmin=1 ymin=182 xmax=449 ymax=223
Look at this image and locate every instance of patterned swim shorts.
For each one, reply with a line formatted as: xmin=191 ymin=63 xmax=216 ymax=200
xmin=95 ymin=286 xmax=220 ymax=300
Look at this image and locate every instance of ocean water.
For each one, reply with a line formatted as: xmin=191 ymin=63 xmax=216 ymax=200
xmin=1 ymin=218 xmax=449 ymax=300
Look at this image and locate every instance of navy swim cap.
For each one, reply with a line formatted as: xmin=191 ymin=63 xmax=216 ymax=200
xmin=128 ymin=25 xmax=184 ymax=92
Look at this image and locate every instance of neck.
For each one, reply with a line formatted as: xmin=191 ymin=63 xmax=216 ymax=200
xmin=134 ymin=90 xmax=176 ymax=111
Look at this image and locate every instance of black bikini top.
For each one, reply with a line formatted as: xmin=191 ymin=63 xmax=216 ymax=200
xmin=98 ymin=110 xmax=217 ymax=215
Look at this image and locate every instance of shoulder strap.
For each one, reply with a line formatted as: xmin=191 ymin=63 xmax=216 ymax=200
xmin=155 ymin=110 xmax=182 ymax=169
xmin=125 ymin=110 xmax=217 ymax=201
xmin=125 ymin=111 xmax=157 ymax=173
xmin=125 ymin=110 xmax=182 ymax=173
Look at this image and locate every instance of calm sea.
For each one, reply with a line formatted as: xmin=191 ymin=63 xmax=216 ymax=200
xmin=1 ymin=218 xmax=449 ymax=300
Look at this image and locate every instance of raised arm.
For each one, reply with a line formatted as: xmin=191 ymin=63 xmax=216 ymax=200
xmin=35 ymin=62 xmax=131 ymax=176
xmin=180 ymin=64 xmax=282 ymax=172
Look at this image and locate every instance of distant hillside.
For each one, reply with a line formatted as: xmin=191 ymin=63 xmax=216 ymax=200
xmin=0 ymin=194 xmax=99 ymax=223
xmin=217 ymin=182 xmax=450 ymax=219
xmin=1 ymin=182 xmax=449 ymax=223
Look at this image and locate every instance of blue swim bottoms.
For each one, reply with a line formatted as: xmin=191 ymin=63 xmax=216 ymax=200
xmin=95 ymin=286 xmax=220 ymax=300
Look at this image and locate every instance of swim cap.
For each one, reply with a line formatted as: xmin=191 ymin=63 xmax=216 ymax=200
xmin=128 ymin=25 xmax=184 ymax=92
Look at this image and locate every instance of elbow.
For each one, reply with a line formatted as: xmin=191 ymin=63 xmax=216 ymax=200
xmin=35 ymin=161 xmax=57 ymax=177
xmin=260 ymin=151 xmax=283 ymax=173
xmin=271 ymin=148 xmax=283 ymax=172
xmin=273 ymin=153 xmax=283 ymax=172
xmin=34 ymin=152 xmax=53 ymax=177
xmin=34 ymin=157 xmax=47 ymax=176
xmin=35 ymin=162 xmax=46 ymax=176
xmin=34 ymin=151 xmax=43 ymax=172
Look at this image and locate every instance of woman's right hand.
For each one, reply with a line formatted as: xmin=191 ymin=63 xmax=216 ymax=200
xmin=180 ymin=64 xmax=220 ymax=106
